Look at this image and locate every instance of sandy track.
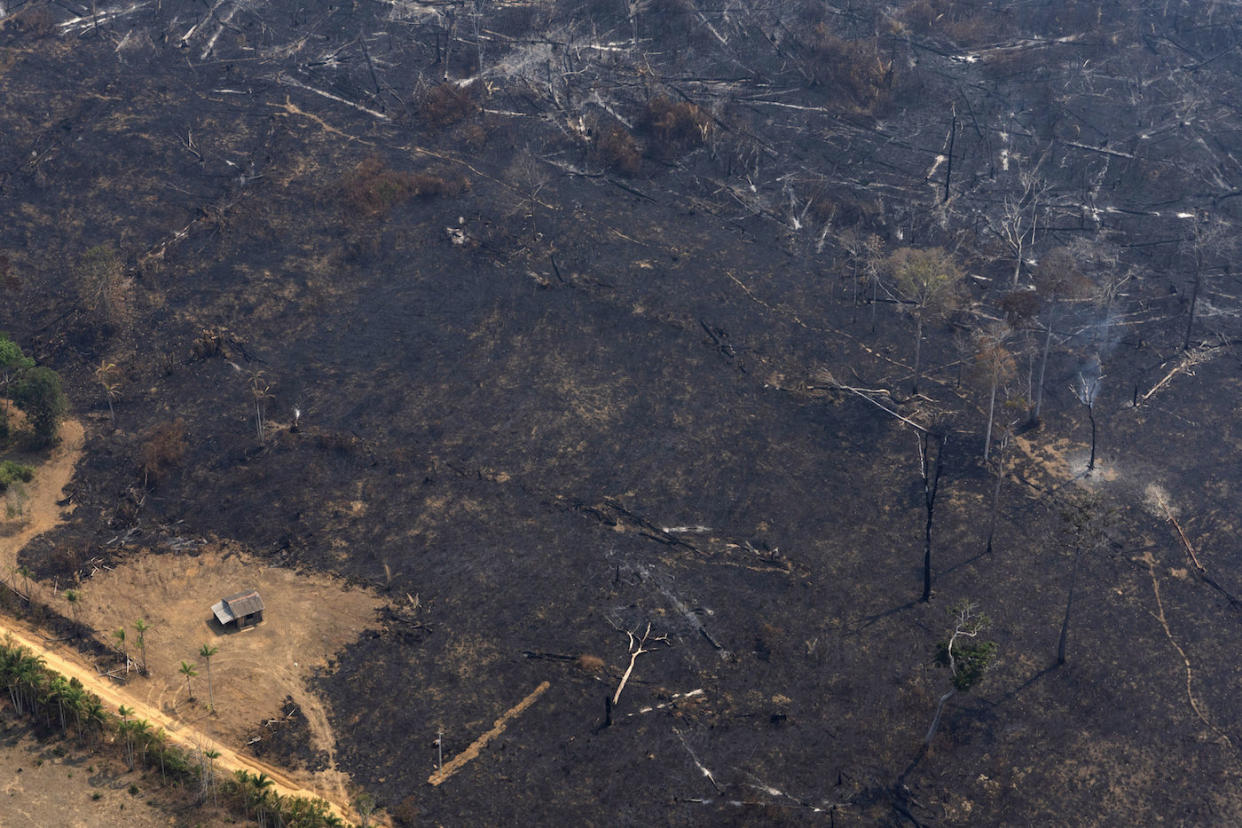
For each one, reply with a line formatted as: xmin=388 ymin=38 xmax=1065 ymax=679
xmin=0 ymin=418 xmax=84 ymax=573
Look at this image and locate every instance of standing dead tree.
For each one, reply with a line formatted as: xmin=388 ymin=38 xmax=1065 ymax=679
xmin=612 ymin=622 xmax=669 ymax=706
xmin=984 ymin=427 xmax=1016 ymax=556
xmin=1181 ymin=211 xmax=1232 ymax=351
xmin=1029 ymin=246 xmax=1089 ymax=422
xmin=1071 ymin=358 xmax=1102 ymax=473
xmin=972 ymin=323 xmax=1016 ymax=462
xmin=249 ymin=372 xmax=272 ymax=443
xmin=918 ymin=430 xmax=947 ymax=603
xmin=1056 ymin=492 xmax=1112 ymax=666
xmin=986 ymin=160 xmax=1050 ymax=287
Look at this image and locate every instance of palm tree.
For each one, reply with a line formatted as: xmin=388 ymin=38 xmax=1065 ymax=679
xmin=82 ymin=698 xmax=107 ymax=745
xmin=129 ymin=719 xmax=152 ymax=769
xmin=198 ymin=643 xmax=218 ymax=710
xmin=14 ymin=652 xmax=44 ymax=716
xmin=203 ymin=747 xmax=221 ymax=806
xmin=234 ymin=770 xmax=277 ymax=824
xmin=95 ymin=359 xmax=120 ymax=424
xmin=251 ymin=772 xmax=276 ymax=825
xmin=119 ymin=719 xmax=137 ymax=769
xmin=113 ymin=628 xmax=128 ymax=671
xmin=64 ymin=590 xmax=81 ymax=635
xmin=16 ymin=566 xmax=31 ymax=600
xmin=133 ymin=619 xmax=149 ymax=674
xmin=179 ymin=661 xmax=197 ymax=701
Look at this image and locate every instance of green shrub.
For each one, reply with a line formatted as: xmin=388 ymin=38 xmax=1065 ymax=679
xmin=0 ymin=461 xmax=31 ymax=491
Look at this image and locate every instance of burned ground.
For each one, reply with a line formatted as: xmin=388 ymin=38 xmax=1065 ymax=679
xmin=3 ymin=0 xmax=1242 ymax=823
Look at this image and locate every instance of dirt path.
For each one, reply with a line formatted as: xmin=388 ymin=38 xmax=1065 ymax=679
xmin=0 ymin=619 xmax=354 ymax=823
xmin=0 ymin=418 xmax=85 ymax=573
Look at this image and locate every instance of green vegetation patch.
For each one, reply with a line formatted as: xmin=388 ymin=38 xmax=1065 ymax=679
xmin=0 ymin=460 xmax=33 ymax=491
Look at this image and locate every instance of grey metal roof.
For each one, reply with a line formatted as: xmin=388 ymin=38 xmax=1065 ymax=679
xmin=222 ymin=589 xmax=264 ymax=618
xmin=211 ymin=600 xmax=233 ymax=625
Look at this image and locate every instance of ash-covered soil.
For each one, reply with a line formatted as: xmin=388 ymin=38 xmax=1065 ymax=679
xmin=4 ymin=0 xmax=1242 ymax=823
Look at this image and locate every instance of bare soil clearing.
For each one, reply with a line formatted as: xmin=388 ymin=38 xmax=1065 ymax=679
xmin=70 ymin=545 xmax=387 ymax=805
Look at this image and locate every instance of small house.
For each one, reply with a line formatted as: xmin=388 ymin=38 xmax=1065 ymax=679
xmin=211 ymin=589 xmax=265 ymax=629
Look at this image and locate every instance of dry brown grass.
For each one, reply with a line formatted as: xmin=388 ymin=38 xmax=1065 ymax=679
xmin=419 ymin=81 xmax=480 ymax=128
xmin=594 ymin=124 xmax=642 ymax=177
xmin=641 ymin=97 xmax=712 ymax=159
xmin=340 ymin=158 xmax=469 ymax=218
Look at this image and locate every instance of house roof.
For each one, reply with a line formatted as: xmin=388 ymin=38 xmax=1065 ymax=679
xmin=222 ymin=589 xmax=264 ymax=618
xmin=211 ymin=600 xmax=233 ymax=625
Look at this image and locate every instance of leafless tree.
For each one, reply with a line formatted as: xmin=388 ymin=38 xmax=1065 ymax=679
xmin=1181 ymin=210 xmax=1232 ymax=351
xmin=609 ymin=620 xmax=670 ymax=707
xmin=987 ymin=157 xmax=1051 ymax=287
xmin=973 ymin=323 xmax=1016 ymax=462
xmin=918 ymin=430 xmax=947 ymax=603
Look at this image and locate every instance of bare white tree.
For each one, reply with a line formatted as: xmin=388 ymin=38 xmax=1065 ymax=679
xmin=610 ymin=621 xmax=670 ymax=706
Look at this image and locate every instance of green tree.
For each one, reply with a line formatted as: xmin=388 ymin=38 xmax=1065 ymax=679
xmin=133 ymin=619 xmax=149 ymax=674
xmin=64 ymin=590 xmax=80 ymax=636
xmin=179 ymin=660 xmax=197 ymax=701
xmin=926 ymin=600 xmax=996 ymax=747
xmin=113 ymin=628 xmax=127 ymax=670
xmin=354 ymin=791 xmax=377 ymax=827
xmin=888 ymin=247 xmax=965 ymax=394
xmin=12 ymin=366 xmax=67 ymax=447
xmin=199 ymin=643 xmax=218 ymax=710
xmin=0 ymin=333 xmax=34 ymax=437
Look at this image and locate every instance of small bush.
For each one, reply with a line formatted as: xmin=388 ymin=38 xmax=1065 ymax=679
xmin=640 ymin=97 xmax=712 ymax=159
xmin=0 ymin=460 xmax=33 ymax=491
xmin=575 ymin=654 xmax=606 ymax=674
xmin=420 ymin=81 xmax=479 ymax=128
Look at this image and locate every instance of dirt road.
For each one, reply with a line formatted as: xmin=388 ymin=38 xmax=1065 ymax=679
xmin=0 ymin=619 xmax=355 ymax=822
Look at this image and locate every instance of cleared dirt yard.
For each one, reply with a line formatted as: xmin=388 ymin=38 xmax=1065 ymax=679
xmin=67 ymin=545 xmax=389 ymax=802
